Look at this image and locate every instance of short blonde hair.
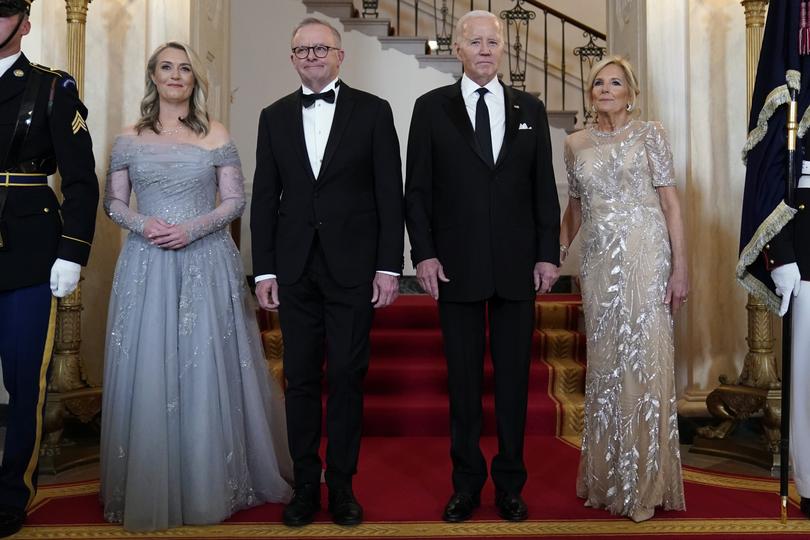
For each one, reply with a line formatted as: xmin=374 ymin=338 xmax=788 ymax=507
xmin=136 ymin=42 xmax=210 ymax=137
xmin=586 ymin=55 xmax=640 ymax=110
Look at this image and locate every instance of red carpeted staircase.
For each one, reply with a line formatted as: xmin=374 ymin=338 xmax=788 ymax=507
xmin=363 ymin=295 xmax=576 ymax=437
xmin=258 ymin=293 xmax=587 ymax=438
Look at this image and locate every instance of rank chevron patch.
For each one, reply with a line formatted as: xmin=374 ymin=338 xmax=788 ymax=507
xmin=71 ymin=111 xmax=87 ymax=134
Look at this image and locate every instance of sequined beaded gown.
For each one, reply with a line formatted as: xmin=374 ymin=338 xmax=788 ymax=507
xmin=100 ymin=135 xmax=293 ymax=532
xmin=564 ymin=120 xmax=685 ymax=518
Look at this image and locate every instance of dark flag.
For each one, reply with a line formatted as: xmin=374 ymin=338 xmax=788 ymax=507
xmin=736 ymin=0 xmax=810 ymax=312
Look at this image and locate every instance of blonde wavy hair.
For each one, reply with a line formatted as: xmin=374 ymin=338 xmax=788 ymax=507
xmin=586 ymin=55 xmax=641 ymax=114
xmin=135 ymin=41 xmax=210 ymax=136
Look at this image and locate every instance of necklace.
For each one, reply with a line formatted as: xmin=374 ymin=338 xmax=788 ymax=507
xmin=591 ymin=120 xmax=633 ymax=137
xmin=158 ymin=123 xmax=186 ymax=136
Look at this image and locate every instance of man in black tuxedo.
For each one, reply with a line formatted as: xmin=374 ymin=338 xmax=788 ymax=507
xmin=405 ymin=10 xmax=560 ymax=523
xmin=0 ymin=1 xmax=98 ymax=537
xmin=250 ymin=17 xmax=403 ymax=527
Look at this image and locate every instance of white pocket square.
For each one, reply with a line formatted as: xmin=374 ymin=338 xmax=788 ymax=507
xmin=519 ymin=123 xmax=532 ymax=130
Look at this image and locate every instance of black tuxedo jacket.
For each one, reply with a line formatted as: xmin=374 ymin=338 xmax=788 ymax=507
xmin=405 ymin=79 xmax=560 ymax=302
xmin=251 ymin=82 xmax=404 ymax=288
xmin=0 ymin=54 xmax=98 ymax=292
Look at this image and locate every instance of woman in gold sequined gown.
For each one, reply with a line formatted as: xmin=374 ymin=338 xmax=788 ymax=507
xmin=560 ymin=57 xmax=688 ymax=522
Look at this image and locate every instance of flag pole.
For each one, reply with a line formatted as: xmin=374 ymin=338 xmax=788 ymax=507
xmin=781 ymin=86 xmax=798 ymax=524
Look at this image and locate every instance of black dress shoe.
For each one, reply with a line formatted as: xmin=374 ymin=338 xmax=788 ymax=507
xmin=495 ymin=491 xmax=528 ymax=521
xmin=0 ymin=506 xmax=25 ymax=538
xmin=442 ymin=492 xmax=480 ymax=522
xmin=801 ymin=497 xmax=810 ymax=518
xmin=282 ymin=484 xmax=320 ymax=527
xmin=328 ymin=487 xmax=363 ymax=526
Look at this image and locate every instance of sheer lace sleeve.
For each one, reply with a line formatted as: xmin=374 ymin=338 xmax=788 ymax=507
xmin=104 ymin=137 xmax=148 ymax=234
xmin=645 ymin=121 xmax=676 ymax=188
xmin=182 ymin=142 xmax=246 ymax=242
xmin=564 ymin=138 xmax=581 ymax=199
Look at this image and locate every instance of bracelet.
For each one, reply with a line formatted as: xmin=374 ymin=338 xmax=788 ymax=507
xmin=559 ymin=244 xmax=569 ymax=255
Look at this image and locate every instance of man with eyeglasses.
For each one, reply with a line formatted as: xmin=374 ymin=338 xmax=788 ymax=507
xmin=251 ymin=17 xmax=403 ymax=527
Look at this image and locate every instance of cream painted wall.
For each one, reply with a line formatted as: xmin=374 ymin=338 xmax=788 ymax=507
xmin=680 ymin=0 xmax=749 ymax=414
xmin=191 ymin=0 xmax=230 ymax=125
xmin=606 ymin=0 xmax=647 ymax=115
xmin=230 ymin=0 xmax=455 ymax=276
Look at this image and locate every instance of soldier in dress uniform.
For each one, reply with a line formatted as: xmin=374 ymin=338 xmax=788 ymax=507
xmin=0 ymin=0 xmax=98 ymax=536
xmin=765 ymin=136 xmax=810 ymax=518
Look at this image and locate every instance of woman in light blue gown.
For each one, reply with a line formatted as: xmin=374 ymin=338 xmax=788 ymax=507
xmin=99 ymin=41 xmax=292 ymax=532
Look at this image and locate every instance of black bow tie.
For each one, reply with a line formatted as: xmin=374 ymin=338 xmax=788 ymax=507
xmin=301 ymin=88 xmax=335 ymax=108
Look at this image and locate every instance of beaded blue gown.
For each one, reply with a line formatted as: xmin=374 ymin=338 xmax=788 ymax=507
xmin=99 ymin=135 xmax=292 ymax=531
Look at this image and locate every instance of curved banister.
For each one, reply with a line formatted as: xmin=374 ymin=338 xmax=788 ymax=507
xmin=521 ymin=0 xmax=605 ymax=40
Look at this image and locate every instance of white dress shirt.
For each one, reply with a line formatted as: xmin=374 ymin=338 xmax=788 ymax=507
xmin=460 ymin=73 xmax=506 ymax=162
xmin=255 ymin=77 xmax=397 ymax=283
xmin=302 ymin=77 xmax=340 ymax=178
xmin=0 ymin=51 xmax=22 ymax=79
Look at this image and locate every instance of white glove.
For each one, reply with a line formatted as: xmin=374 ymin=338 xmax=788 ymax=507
xmin=49 ymin=258 xmax=81 ymax=298
xmin=771 ymin=262 xmax=802 ymax=317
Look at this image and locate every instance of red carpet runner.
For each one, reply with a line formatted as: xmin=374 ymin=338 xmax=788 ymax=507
xmin=364 ymin=294 xmax=560 ymax=436
xmin=20 ymin=295 xmax=810 ymax=539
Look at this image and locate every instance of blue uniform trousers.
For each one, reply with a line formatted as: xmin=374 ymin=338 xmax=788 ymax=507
xmin=0 ymin=283 xmax=55 ymax=511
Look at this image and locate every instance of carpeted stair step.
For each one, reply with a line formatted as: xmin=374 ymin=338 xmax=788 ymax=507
xmin=539 ymin=329 xmax=587 ymax=437
xmin=361 ymin=386 xmax=558 ymax=436
xmin=537 ymin=329 xmax=587 ymax=366
xmin=371 ymin=294 xmax=583 ymax=331
xmin=363 ymin=356 xmax=551 ymax=396
xmin=372 ymin=296 xmax=441 ymax=329
xmin=534 ymin=295 xmax=583 ymax=331
xmin=369 ymin=328 xmax=444 ymax=358
xmin=369 ymin=327 xmax=551 ymax=361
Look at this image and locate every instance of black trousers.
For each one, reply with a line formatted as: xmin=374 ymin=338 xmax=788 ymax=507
xmin=278 ymin=238 xmax=374 ymax=490
xmin=438 ymin=295 xmax=535 ymax=495
xmin=0 ymin=283 xmax=55 ymax=511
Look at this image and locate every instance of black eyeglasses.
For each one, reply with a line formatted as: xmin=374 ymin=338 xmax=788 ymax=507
xmin=292 ymin=45 xmax=339 ymax=59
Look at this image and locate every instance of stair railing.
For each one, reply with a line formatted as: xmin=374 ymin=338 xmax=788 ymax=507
xmin=360 ymin=0 xmax=606 ymax=124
